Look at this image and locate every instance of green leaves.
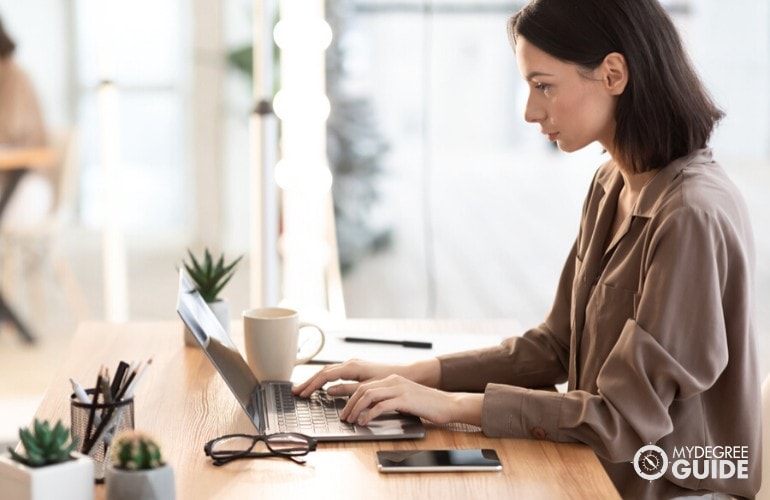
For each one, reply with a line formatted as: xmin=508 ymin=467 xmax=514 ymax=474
xmin=8 ymin=419 xmax=77 ymax=467
xmin=182 ymin=248 xmax=243 ymax=303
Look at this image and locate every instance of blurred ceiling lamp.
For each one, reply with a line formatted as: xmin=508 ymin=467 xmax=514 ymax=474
xmin=274 ymin=0 xmax=336 ymax=318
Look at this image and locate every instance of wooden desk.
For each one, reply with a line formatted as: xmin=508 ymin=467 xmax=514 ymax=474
xmin=33 ymin=321 xmax=619 ymax=499
xmin=0 ymin=147 xmax=57 ymax=170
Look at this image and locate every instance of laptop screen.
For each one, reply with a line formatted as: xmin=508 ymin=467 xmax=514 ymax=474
xmin=176 ymin=269 xmax=260 ymax=414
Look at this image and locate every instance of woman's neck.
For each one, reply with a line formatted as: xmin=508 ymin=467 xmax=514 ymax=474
xmin=619 ymin=168 xmax=658 ymax=198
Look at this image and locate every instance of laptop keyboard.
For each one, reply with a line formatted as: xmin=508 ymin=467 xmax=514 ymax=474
xmin=273 ymin=385 xmax=356 ymax=435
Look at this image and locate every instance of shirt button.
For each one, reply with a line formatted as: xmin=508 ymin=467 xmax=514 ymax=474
xmin=530 ymin=427 xmax=547 ymax=440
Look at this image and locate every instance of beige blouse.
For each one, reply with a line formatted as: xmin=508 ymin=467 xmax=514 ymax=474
xmin=439 ymin=149 xmax=760 ymax=499
xmin=0 ymin=58 xmax=46 ymax=147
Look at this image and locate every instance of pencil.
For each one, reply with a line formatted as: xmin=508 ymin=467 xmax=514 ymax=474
xmin=114 ymin=361 xmax=141 ymax=403
xmin=110 ymin=360 xmax=129 ymax=399
xmin=83 ymin=367 xmax=103 ymax=447
xmin=124 ymin=358 xmax=152 ymax=399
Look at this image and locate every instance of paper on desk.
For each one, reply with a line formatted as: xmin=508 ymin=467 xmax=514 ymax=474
xmin=313 ymin=331 xmax=507 ymax=365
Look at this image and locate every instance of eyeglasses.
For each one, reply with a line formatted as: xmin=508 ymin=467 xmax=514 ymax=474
xmin=204 ymin=432 xmax=317 ymax=466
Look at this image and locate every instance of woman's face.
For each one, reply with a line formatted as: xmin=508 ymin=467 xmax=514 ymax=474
xmin=515 ymin=36 xmax=618 ymax=154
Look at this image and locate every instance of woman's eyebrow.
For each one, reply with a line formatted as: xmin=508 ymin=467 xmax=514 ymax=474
xmin=526 ymin=71 xmax=554 ymax=81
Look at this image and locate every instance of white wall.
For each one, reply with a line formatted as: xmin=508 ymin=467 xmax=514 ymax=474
xmin=689 ymin=0 xmax=770 ymax=160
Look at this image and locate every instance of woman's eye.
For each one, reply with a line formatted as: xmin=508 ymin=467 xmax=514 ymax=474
xmin=535 ymin=82 xmax=551 ymax=93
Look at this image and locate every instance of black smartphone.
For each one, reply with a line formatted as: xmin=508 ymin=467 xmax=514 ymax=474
xmin=376 ymin=449 xmax=503 ymax=472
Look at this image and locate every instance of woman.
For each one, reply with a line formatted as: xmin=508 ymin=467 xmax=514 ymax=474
xmin=0 ymin=16 xmax=46 ymax=148
xmin=295 ymin=0 xmax=760 ymax=497
xmin=0 ymin=15 xmax=52 ymax=229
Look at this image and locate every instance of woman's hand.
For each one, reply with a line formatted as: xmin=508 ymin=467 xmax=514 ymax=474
xmin=292 ymin=358 xmax=481 ymax=426
xmin=292 ymin=359 xmax=399 ymax=398
xmin=340 ymin=375 xmax=484 ymax=427
xmin=291 ymin=358 xmax=442 ymax=399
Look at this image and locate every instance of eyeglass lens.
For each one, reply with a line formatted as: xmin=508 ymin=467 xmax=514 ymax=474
xmin=265 ymin=434 xmax=314 ymax=455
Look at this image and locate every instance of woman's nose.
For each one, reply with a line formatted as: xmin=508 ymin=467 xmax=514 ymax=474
xmin=523 ymin=92 xmax=545 ymax=123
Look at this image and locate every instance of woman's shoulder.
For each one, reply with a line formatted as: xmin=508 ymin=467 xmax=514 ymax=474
xmin=668 ymin=149 xmax=742 ymax=208
xmin=650 ymin=149 xmax=752 ymax=235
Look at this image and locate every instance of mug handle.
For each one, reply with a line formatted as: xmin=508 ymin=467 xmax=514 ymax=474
xmin=296 ymin=322 xmax=326 ymax=365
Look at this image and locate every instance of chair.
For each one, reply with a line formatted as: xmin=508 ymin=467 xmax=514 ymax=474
xmin=758 ymin=374 xmax=770 ymax=500
xmin=0 ymin=128 xmax=91 ymax=324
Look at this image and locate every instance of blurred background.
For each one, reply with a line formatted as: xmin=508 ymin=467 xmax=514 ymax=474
xmin=0 ymin=0 xmax=768 ymax=443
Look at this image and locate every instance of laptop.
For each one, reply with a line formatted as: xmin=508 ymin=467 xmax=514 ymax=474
xmin=176 ymin=269 xmax=425 ymax=442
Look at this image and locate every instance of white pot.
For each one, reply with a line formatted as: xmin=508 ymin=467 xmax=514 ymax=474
xmin=0 ymin=452 xmax=94 ymax=500
xmin=183 ymin=299 xmax=231 ymax=346
xmin=105 ymin=463 xmax=175 ymax=500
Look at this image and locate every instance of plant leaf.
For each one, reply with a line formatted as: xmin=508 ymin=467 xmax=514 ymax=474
xmin=183 ymin=249 xmax=242 ymax=302
xmin=25 ymin=450 xmax=45 ymax=466
xmin=204 ymin=249 xmax=213 ymax=277
xmin=19 ymin=429 xmax=43 ymax=456
xmin=37 ymin=422 xmax=53 ymax=450
xmin=186 ymin=249 xmax=205 ymax=280
xmin=51 ymin=422 xmax=69 ymax=451
xmin=8 ymin=447 xmax=28 ymax=465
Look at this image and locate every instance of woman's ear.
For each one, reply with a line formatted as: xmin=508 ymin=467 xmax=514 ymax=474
xmin=602 ymin=52 xmax=628 ymax=96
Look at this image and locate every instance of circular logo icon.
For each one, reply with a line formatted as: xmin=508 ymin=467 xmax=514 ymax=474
xmin=632 ymin=444 xmax=668 ymax=481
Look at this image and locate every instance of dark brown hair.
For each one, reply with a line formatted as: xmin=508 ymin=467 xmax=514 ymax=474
xmin=509 ymin=0 xmax=724 ymax=173
xmin=0 ymin=17 xmax=16 ymax=59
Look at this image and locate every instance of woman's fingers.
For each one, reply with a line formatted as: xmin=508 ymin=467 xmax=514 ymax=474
xmin=325 ymin=382 xmax=360 ymax=397
xmin=341 ymin=384 xmax=397 ymax=423
xmin=294 ymin=369 xmax=344 ymax=397
xmin=341 ymin=375 xmax=428 ymax=424
xmin=292 ymin=359 xmax=369 ymax=398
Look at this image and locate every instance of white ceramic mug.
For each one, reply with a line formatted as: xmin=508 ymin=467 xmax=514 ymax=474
xmin=242 ymin=307 xmax=325 ymax=381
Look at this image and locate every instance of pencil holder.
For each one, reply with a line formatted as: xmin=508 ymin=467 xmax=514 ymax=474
xmin=70 ymin=390 xmax=135 ymax=483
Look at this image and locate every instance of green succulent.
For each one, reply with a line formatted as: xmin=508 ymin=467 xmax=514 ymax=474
xmin=8 ymin=419 xmax=78 ymax=467
xmin=111 ymin=430 xmax=164 ymax=470
xmin=182 ymin=248 xmax=243 ymax=303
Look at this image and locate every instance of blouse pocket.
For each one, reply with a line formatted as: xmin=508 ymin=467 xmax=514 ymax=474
xmin=581 ymin=282 xmax=638 ymax=383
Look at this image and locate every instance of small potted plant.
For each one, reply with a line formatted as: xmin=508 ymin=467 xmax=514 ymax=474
xmin=181 ymin=248 xmax=243 ymax=345
xmin=105 ymin=430 xmax=175 ymax=500
xmin=0 ymin=419 xmax=94 ymax=500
